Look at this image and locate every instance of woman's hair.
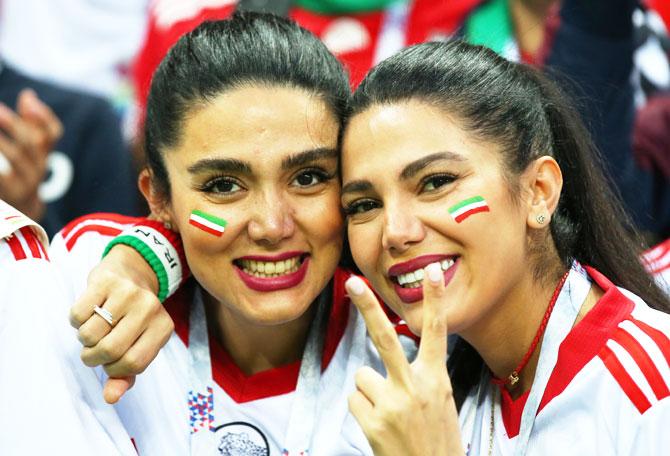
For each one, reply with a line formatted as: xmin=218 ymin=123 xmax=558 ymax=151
xmin=348 ymin=39 xmax=670 ymax=404
xmin=144 ymin=11 xmax=350 ymax=196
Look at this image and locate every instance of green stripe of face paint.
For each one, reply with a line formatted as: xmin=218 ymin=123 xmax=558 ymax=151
xmin=448 ymin=196 xmax=486 ymax=214
xmin=191 ymin=210 xmax=227 ymax=227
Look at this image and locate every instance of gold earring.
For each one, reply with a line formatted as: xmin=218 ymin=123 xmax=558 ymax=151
xmin=536 ymin=214 xmax=546 ymax=225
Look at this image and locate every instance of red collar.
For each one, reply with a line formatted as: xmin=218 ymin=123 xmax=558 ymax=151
xmin=164 ymin=268 xmax=353 ymax=403
xmin=499 ymin=266 xmax=635 ymax=437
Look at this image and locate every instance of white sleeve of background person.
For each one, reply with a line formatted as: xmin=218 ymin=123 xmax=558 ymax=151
xmin=0 ymin=241 xmax=135 ymax=455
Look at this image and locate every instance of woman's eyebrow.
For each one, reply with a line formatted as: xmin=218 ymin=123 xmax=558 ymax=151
xmin=281 ymin=147 xmax=338 ymax=170
xmin=399 ymin=151 xmax=465 ymax=180
xmin=187 ymin=158 xmax=252 ymax=175
xmin=341 ymin=180 xmax=372 ymax=195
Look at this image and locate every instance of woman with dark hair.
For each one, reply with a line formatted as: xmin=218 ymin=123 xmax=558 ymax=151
xmin=341 ymin=39 xmax=670 ymax=455
xmin=51 ymin=12 xmax=412 ymax=455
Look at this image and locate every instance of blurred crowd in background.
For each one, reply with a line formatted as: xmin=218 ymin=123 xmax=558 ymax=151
xmin=0 ymin=0 xmax=668 ymax=244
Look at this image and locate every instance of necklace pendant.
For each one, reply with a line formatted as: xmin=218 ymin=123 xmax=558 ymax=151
xmin=508 ymin=371 xmax=520 ymax=386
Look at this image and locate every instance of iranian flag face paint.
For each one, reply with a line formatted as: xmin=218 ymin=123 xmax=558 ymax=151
xmin=448 ymin=196 xmax=490 ymax=223
xmin=189 ymin=210 xmax=227 ymax=237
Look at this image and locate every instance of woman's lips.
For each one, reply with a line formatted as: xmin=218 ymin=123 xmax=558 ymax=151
xmin=235 ymin=256 xmax=310 ymax=292
xmin=392 ymin=258 xmax=460 ymax=303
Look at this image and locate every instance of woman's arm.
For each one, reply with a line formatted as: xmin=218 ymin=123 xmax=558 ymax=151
xmin=50 ymin=214 xmax=186 ymax=403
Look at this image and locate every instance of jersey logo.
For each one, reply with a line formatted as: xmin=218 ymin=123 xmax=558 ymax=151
xmin=598 ymin=318 xmax=670 ymax=413
xmin=4 ymin=227 xmax=49 ymax=261
xmin=213 ymin=422 xmax=269 ymax=456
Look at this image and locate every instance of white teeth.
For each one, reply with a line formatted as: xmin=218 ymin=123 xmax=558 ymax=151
xmin=239 ymin=257 xmax=301 ymax=278
xmin=395 ymin=258 xmax=456 ymax=288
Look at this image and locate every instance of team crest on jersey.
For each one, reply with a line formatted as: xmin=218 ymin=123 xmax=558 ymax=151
xmin=213 ymin=422 xmax=269 ymax=456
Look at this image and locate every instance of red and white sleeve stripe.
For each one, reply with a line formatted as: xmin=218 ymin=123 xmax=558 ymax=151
xmin=598 ymin=312 xmax=670 ymax=414
xmin=59 ymin=213 xmax=140 ymax=251
xmin=2 ymin=226 xmax=49 ymax=262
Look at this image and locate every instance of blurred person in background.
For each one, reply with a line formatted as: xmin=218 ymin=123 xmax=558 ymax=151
xmin=0 ymin=60 xmax=140 ymax=236
xmin=0 ymin=0 xmax=150 ymax=132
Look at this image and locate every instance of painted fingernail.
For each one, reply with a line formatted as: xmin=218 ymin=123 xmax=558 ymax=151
xmin=346 ymin=276 xmax=366 ymax=296
xmin=426 ymin=262 xmax=442 ymax=284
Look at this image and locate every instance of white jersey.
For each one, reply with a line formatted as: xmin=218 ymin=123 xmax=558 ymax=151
xmin=459 ymin=265 xmax=670 ymax=455
xmin=0 ymin=201 xmax=135 ymax=455
xmin=51 ymin=213 xmax=418 ymax=456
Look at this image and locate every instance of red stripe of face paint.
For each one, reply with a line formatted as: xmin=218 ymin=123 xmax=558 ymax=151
xmin=454 ymin=205 xmax=490 ymax=223
xmin=189 ymin=219 xmax=223 ymax=237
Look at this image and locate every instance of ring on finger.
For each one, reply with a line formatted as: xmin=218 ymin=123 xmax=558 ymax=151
xmin=93 ymin=305 xmax=114 ymax=327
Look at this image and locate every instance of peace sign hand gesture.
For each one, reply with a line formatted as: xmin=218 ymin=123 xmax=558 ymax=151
xmin=345 ymin=263 xmax=464 ymax=456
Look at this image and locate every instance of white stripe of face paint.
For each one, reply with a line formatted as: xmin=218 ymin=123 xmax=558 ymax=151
xmin=190 ymin=214 xmax=225 ymax=233
xmin=450 ymin=200 xmax=489 ymax=219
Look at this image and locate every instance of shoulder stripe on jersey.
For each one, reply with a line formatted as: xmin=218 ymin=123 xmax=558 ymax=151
xmin=65 ymin=225 xmax=124 ymax=251
xmin=19 ymin=227 xmax=42 ymax=259
xmin=612 ymin=327 xmax=670 ymax=400
xmin=5 ymin=234 xmax=26 ymax=260
xmin=598 ymin=345 xmax=652 ymax=413
xmin=630 ymin=318 xmax=670 ymax=368
xmin=61 ymin=213 xmax=139 ymax=238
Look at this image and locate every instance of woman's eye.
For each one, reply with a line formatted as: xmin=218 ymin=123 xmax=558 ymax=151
xmin=292 ymin=170 xmax=330 ymax=188
xmin=344 ymin=199 xmax=380 ymax=215
xmin=422 ymin=174 xmax=455 ymax=192
xmin=202 ymin=177 xmax=242 ymax=194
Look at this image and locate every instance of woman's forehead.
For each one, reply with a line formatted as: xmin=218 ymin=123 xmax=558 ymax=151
xmin=173 ymin=86 xmax=340 ymax=161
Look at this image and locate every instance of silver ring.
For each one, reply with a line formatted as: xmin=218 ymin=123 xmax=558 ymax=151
xmin=93 ymin=305 xmax=114 ymax=326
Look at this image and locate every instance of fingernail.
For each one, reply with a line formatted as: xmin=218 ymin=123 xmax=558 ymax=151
xmin=426 ymin=262 xmax=442 ymax=284
xmin=346 ymin=276 xmax=366 ymax=296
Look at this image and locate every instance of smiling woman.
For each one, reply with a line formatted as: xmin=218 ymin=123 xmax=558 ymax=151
xmin=341 ymin=39 xmax=670 ymax=455
xmin=48 ymin=12 xmax=413 ymax=456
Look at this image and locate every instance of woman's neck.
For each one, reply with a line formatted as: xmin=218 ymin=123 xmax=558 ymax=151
xmin=461 ymin=265 xmax=603 ymax=398
xmin=460 ymin=264 xmax=564 ymax=396
xmin=204 ymin=295 xmax=317 ymax=376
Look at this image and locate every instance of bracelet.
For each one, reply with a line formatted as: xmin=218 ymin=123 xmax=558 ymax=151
xmin=102 ymin=223 xmax=184 ymax=302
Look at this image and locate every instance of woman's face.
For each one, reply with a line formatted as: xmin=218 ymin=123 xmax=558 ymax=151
xmin=161 ymin=85 xmax=343 ymax=326
xmin=341 ymin=100 xmax=533 ymax=336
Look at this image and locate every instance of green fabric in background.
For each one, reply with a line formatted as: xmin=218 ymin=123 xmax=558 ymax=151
xmin=464 ymin=0 xmax=513 ymax=55
xmin=295 ymin=0 xmax=401 ymax=14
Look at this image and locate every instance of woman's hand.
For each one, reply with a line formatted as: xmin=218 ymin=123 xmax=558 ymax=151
xmin=69 ymin=244 xmax=175 ymax=404
xmin=345 ymin=263 xmax=464 ymax=456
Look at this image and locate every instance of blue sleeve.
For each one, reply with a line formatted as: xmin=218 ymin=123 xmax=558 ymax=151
xmin=42 ymin=97 xmax=139 ymax=236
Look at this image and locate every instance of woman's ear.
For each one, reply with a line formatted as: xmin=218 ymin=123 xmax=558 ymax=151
xmin=138 ymin=169 xmax=176 ymax=230
xmin=523 ymin=156 xmax=563 ymax=229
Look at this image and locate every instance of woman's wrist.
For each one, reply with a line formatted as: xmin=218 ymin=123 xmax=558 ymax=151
xmin=102 ymin=219 xmax=188 ymax=302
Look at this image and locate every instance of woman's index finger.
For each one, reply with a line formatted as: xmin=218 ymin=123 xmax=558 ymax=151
xmin=417 ymin=263 xmax=449 ymax=368
xmin=345 ymin=276 xmax=410 ymax=384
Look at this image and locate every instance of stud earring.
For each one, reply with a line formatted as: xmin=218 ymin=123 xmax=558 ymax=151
xmin=536 ymin=214 xmax=546 ymax=225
